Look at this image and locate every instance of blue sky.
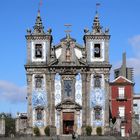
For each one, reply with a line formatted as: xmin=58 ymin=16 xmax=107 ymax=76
xmin=0 ymin=0 xmax=140 ymax=115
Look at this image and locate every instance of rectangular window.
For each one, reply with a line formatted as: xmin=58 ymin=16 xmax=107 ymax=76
xmin=94 ymin=75 xmax=101 ymax=88
xmin=94 ymin=44 xmax=101 ymax=58
xmin=133 ymin=103 xmax=137 ymax=107
xmin=135 ymin=114 xmax=139 ymax=120
xmin=94 ymin=106 xmax=102 ymax=120
xmin=35 ymin=44 xmax=42 ymax=58
xmin=64 ymin=80 xmax=72 ymax=97
xmin=118 ymin=87 xmax=125 ymax=99
xmin=36 ymin=109 xmax=43 ymax=120
xmin=115 ymin=70 xmax=120 ymax=79
xmin=35 ymin=75 xmax=43 ymax=89
xmin=119 ymin=106 xmax=125 ymax=117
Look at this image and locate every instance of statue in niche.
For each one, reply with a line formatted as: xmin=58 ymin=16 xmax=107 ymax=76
xmin=94 ymin=76 xmax=101 ymax=88
xmin=66 ymin=48 xmax=71 ymax=61
xmin=35 ymin=44 xmax=42 ymax=58
xmin=66 ymin=41 xmax=71 ymax=61
xmin=35 ymin=77 xmax=42 ymax=89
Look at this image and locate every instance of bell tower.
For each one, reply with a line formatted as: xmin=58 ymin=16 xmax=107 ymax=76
xmin=83 ymin=12 xmax=111 ymax=134
xmin=26 ymin=11 xmax=52 ymax=64
xmin=84 ymin=12 xmax=110 ymax=63
xmin=25 ymin=11 xmax=53 ymax=131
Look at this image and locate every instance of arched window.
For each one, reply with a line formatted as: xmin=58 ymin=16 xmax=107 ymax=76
xmin=35 ymin=44 xmax=42 ymax=58
xmin=94 ymin=44 xmax=101 ymax=58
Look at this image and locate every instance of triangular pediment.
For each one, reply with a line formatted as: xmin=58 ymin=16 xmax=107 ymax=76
xmin=111 ymin=76 xmax=134 ymax=84
xmin=50 ymin=35 xmax=87 ymax=67
xmin=56 ymin=99 xmax=82 ymax=110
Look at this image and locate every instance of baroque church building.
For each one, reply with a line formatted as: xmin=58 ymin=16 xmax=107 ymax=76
xmin=21 ymin=11 xmax=111 ymax=135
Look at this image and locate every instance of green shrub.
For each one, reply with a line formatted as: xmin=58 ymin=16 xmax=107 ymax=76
xmin=96 ymin=127 xmax=102 ymax=136
xmin=44 ymin=126 xmax=50 ymax=136
xmin=85 ymin=125 xmax=92 ymax=136
xmin=33 ymin=127 xmax=40 ymax=136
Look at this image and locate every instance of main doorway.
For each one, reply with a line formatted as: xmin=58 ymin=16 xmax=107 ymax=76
xmin=63 ymin=112 xmax=74 ymax=134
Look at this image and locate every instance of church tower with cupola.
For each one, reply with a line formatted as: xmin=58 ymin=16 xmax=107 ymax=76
xmin=19 ymin=10 xmax=112 ymax=136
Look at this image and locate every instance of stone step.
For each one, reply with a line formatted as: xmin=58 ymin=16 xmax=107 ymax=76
xmin=59 ymin=135 xmax=73 ymax=140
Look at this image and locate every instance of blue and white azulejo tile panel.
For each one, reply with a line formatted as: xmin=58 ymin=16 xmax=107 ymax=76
xmin=75 ymin=73 xmax=82 ymax=105
xmin=55 ymin=73 xmax=61 ymax=105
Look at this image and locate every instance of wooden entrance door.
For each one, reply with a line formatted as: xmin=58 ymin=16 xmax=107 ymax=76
xmin=63 ymin=112 xmax=74 ymax=134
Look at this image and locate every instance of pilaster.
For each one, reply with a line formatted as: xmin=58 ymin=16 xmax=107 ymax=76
xmin=104 ymin=73 xmax=110 ymax=133
xmin=86 ymin=73 xmax=91 ymax=125
xmin=50 ymin=72 xmax=56 ymax=126
xmin=81 ymin=73 xmax=87 ymax=126
xmin=27 ymin=74 xmax=32 ymax=128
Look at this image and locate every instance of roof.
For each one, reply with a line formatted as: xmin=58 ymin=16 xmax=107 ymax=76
xmin=133 ymin=94 xmax=140 ymax=99
xmin=110 ymin=76 xmax=134 ymax=85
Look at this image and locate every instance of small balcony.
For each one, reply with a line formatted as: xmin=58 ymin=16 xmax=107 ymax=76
xmin=116 ymin=95 xmax=127 ymax=101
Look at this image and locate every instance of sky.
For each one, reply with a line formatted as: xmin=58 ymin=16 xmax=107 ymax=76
xmin=0 ymin=0 xmax=140 ymax=116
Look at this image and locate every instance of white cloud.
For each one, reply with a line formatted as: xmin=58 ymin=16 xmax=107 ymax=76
xmin=128 ymin=35 xmax=140 ymax=77
xmin=129 ymin=35 xmax=140 ymax=49
xmin=127 ymin=58 xmax=140 ymax=76
xmin=0 ymin=80 xmax=27 ymax=104
xmin=128 ymin=35 xmax=140 ymax=58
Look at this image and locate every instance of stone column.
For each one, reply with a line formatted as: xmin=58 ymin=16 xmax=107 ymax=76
xmin=15 ymin=114 xmax=20 ymax=133
xmin=0 ymin=115 xmax=5 ymax=136
xmin=27 ymin=74 xmax=33 ymax=128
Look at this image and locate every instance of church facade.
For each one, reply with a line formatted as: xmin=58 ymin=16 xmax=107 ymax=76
xmin=24 ymin=11 xmax=111 ymax=135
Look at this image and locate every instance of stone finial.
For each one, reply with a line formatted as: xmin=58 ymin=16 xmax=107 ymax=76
xmin=27 ymin=28 xmax=31 ymax=35
xmin=33 ymin=10 xmax=44 ymax=34
xmin=47 ymin=28 xmax=52 ymax=35
xmin=84 ymin=28 xmax=89 ymax=34
xmin=92 ymin=12 xmax=102 ymax=33
xmin=105 ymin=28 xmax=109 ymax=34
